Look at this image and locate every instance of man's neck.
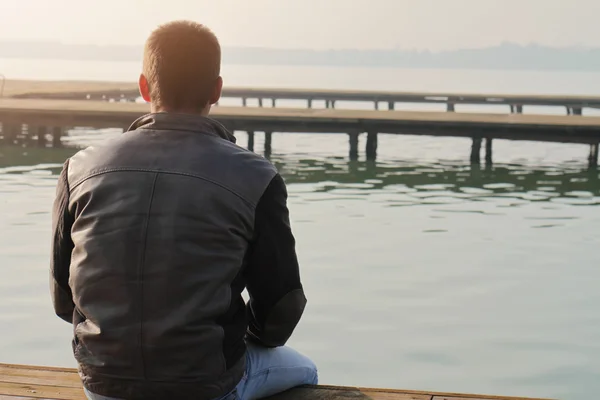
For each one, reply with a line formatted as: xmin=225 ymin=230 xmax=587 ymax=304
xmin=151 ymin=105 xmax=211 ymax=116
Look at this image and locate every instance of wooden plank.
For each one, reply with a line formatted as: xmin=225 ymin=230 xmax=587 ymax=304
xmin=270 ymin=386 xmax=552 ymax=400
xmin=267 ymin=386 xmax=431 ymax=400
xmin=432 ymin=397 xmax=517 ymax=400
xmin=0 ymin=364 xmax=555 ymax=400
xmin=0 ymin=382 xmax=83 ymax=400
xmin=308 ymin=387 xmax=552 ymax=400
xmin=0 ymin=364 xmax=78 ymax=375
xmin=433 ymin=397 xmax=494 ymax=400
xmin=0 ymin=365 xmax=80 ymax=388
xmin=430 ymin=395 xmax=549 ymax=400
xmin=362 ymin=391 xmax=431 ymax=400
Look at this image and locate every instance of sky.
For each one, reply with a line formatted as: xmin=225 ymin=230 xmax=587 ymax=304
xmin=2 ymin=0 xmax=600 ymax=51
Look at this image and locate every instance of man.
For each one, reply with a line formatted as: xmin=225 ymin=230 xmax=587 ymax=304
xmin=50 ymin=20 xmax=317 ymax=400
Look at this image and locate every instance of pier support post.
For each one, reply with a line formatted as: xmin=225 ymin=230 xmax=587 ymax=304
xmin=52 ymin=127 xmax=62 ymax=147
xmin=325 ymin=100 xmax=330 ymax=109
xmin=272 ymin=99 xmax=277 ymax=107
xmin=331 ymin=100 xmax=336 ymax=109
xmin=388 ymin=102 xmax=395 ymax=111
xmin=374 ymin=102 xmax=379 ymax=110
xmin=485 ymin=138 xmax=493 ymax=165
xmin=247 ymin=131 xmax=254 ymax=152
xmin=589 ymin=143 xmax=599 ymax=168
xmin=447 ymin=103 xmax=455 ymax=112
xmin=308 ymin=99 xmax=313 ymax=108
xmin=17 ymin=124 xmax=25 ymax=141
xmin=264 ymin=131 xmax=272 ymax=158
xmin=37 ymin=126 xmax=47 ymax=147
xmin=258 ymin=98 xmax=263 ymax=107
xmin=470 ymin=137 xmax=482 ymax=164
xmin=366 ymin=132 xmax=378 ymax=161
xmin=242 ymin=98 xmax=247 ymax=107
xmin=5 ymin=124 xmax=18 ymax=144
xmin=516 ymin=105 xmax=523 ymax=114
xmin=349 ymin=132 xmax=359 ymax=160
xmin=573 ymin=107 xmax=583 ymax=116
xmin=510 ymin=105 xmax=515 ymax=113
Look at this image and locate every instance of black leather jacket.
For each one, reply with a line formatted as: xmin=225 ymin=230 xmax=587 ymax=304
xmin=50 ymin=113 xmax=307 ymax=400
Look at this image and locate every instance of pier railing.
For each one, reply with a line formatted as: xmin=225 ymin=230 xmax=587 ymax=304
xmin=219 ymin=88 xmax=597 ymax=115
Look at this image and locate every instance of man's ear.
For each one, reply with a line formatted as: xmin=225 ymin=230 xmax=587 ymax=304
xmin=209 ymin=76 xmax=223 ymax=105
xmin=139 ymin=74 xmax=151 ymax=103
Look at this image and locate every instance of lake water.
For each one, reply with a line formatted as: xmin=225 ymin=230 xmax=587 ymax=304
xmin=1 ymin=59 xmax=600 ymax=400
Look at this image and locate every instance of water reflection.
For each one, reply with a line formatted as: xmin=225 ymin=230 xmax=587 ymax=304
xmin=272 ymin=157 xmax=600 ymax=206
xmin=2 ymin=141 xmax=600 ymax=400
xmin=2 ymin=144 xmax=600 ymax=208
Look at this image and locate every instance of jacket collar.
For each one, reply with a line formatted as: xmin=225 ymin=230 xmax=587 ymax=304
xmin=127 ymin=112 xmax=236 ymax=143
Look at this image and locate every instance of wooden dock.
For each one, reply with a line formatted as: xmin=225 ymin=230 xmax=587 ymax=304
xmin=4 ymin=79 xmax=600 ymax=115
xmin=1 ymin=98 xmax=600 ymax=165
xmin=0 ymin=363 xmax=553 ymax=400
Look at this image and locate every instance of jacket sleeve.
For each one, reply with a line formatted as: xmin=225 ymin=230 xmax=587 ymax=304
xmin=244 ymin=174 xmax=307 ymax=347
xmin=50 ymin=160 xmax=76 ymax=323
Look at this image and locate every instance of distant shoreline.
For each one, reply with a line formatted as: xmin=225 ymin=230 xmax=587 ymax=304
xmin=2 ymin=41 xmax=600 ymax=72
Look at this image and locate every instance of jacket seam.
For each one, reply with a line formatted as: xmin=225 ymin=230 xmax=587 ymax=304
xmin=138 ymin=173 xmax=159 ymax=379
xmin=69 ymin=167 xmax=257 ymax=208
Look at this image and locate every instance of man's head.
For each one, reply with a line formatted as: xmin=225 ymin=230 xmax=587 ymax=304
xmin=139 ymin=20 xmax=222 ymax=114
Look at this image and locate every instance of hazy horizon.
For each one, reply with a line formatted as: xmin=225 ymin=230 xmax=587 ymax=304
xmin=3 ymin=41 xmax=600 ymax=73
xmin=0 ymin=39 xmax=598 ymax=53
xmin=2 ymin=0 xmax=600 ymax=51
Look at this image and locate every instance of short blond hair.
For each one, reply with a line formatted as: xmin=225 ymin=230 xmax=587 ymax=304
xmin=143 ymin=20 xmax=221 ymax=111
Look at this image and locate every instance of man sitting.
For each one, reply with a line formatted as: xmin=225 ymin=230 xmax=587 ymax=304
xmin=50 ymin=20 xmax=318 ymax=400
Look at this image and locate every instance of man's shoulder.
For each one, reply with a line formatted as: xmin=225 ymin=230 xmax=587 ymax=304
xmin=224 ymin=141 xmax=277 ymax=173
xmin=65 ymin=144 xmax=103 ymax=185
xmin=64 ymin=132 xmax=147 ymax=190
xmin=210 ymin=142 xmax=279 ymax=204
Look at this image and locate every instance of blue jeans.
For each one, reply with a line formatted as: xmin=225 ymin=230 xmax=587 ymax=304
xmin=84 ymin=342 xmax=318 ymax=400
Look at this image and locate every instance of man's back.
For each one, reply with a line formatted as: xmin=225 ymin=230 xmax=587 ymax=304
xmin=52 ymin=114 xmax=299 ymax=399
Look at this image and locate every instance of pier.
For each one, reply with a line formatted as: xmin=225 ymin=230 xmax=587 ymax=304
xmin=3 ymin=80 xmax=600 ymax=165
xmin=1 ymin=97 xmax=600 ymax=165
xmin=0 ymin=363 xmax=552 ymax=400
xmin=5 ymin=79 xmax=600 ymax=116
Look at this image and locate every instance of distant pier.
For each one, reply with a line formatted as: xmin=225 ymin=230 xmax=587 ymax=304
xmin=6 ymin=79 xmax=600 ymax=116
xmin=1 ymin=80 xmax=600 ymax=166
